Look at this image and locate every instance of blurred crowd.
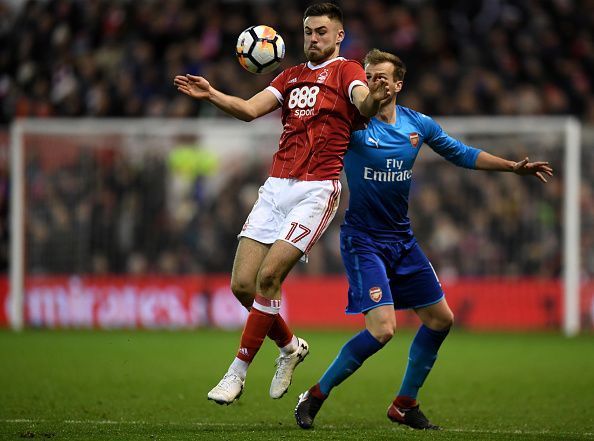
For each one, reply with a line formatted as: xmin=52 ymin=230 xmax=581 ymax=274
xmin=0 ymin=0 xmax=593 ymax=279
xmin=19 ymin=132 xmax=582 ymax=278
xmin=1 ymin=0 xmax=593 ymax=122
xmin=24 ymin=139 xmax=269 ymax=276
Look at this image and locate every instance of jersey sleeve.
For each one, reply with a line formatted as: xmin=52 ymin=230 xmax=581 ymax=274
xmin=341 ymin=60 xmax=367 ymax=104
xmin=420 ymin=114 xmax=482 ymax=169
xmin=266 ymin=69 xmax=289 ymax=105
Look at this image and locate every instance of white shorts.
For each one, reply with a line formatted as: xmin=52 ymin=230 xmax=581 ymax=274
xmin=238 ymin=177 xmax=341 ymax=257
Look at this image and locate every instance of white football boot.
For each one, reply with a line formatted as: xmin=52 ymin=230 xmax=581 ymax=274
xmin=270 ymin=337 xmax=310 ymax=399
xmin=207 ymin=371 xmax=245 ymax=405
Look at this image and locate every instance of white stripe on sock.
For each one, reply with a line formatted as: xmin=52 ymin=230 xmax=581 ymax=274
xmin=252 ymin=299 xmax=280 ymax=315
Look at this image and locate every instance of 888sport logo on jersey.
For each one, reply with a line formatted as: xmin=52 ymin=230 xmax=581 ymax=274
xmin=288 ymin=86 xmax=319 ymax=117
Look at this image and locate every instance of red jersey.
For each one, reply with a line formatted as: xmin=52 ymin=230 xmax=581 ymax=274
xmin=266 ymin=57 xmax=367 ymax=181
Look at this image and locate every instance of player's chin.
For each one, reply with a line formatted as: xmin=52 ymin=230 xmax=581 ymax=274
xmin=305 ymin=50 xmax=323 ymax=62
xmin=307 ymin=47 xmax=333 ymax=62
xmin=380 ymin=95 xmax=393 ymax=104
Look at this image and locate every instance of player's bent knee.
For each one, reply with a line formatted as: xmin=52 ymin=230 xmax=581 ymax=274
xmin=427 ymin=312 xmax=454 ymax=331
xmin=378 ymin=327 xmax=395 ymax=344
xmin=230 ymin=279 xmax=256 ymax=309
xmin=442 ymin=310 xmax=455 ymax=329
xmin=368 ymin=323 xmax=396 ymax=344
xmin=230 ymin=278 xmax=255 ymax=296
xmin=256 ymin=269 xmax=282 ymax=296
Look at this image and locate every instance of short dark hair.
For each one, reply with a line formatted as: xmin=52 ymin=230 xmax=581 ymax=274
xmin=364 ymin=49 xmax=407 ymax=81
xmin=303 ymin=2 xmax=343 ymax=24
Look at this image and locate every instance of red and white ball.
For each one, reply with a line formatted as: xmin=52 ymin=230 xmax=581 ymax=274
xmin=236 ymin=25 xmax=285 ymax=74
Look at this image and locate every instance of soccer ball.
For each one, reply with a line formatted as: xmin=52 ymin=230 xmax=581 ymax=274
xmin=236 ymin=25 xmax=285 ymax=74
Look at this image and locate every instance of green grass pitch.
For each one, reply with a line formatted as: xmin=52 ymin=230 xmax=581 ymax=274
xmin=1 ymin=329 xmax=593 ymax=440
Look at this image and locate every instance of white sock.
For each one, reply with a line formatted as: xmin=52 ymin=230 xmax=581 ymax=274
xmin=229 ymin=357 xmax=249 ymax=379
xmin=280 ymin=335 xmax=299 ymax=356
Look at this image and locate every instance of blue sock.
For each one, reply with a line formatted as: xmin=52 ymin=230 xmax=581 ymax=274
xmin=398 ymin=325 xmax=450 ymax=400
xmin=318 ymin=329 xmax=384 ymax=396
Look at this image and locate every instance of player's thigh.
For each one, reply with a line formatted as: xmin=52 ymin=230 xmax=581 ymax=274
xmin=238 ymin=178 xmax=284 ymax=247
xmin=256 ymin=239 xmax=304 ymax=298
xmin=231 ymin=238 xmax=271 ymax=301
xmin=279 ymin=179 xmax=341 ymax=255
xmin=391 ymin=243 xmax=444 ymax=310
xmin=364 ymin=305 xmax=397 ymax=343
xmin=341 ymin=233 xmax=394 ymax=314
xmin=415 ymin=298 xmax=454 ymax=331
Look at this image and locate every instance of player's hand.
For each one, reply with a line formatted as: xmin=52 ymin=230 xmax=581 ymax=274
xmin=368 ymin=73 xmax=392 ymax=103
xmin=173 ymin=74 xmax=211 ymax=100
xmin=512 ymin=157 xmax=554 ymax=183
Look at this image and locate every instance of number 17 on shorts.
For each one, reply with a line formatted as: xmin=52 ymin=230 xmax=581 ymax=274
xmin=278 ymin=179 xmax=341 ymax=255
xmin=239 ymin=177 xmax=341 ymax=256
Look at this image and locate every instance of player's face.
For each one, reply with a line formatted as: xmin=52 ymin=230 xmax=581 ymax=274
xmin=365 ymin=62 xmax=403 ymax=102
xmin=303 ymin=16 xmax=344 ymax=64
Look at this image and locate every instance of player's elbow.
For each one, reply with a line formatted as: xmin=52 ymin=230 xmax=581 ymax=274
xmin=235 ymin=105 xmax=259 ymax=122
xmin=239 ymin=112 xmax=257 ymax=122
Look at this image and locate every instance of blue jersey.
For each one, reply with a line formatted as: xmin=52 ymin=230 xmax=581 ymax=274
xmin=343 ymin=105 xmax=482 ymax=240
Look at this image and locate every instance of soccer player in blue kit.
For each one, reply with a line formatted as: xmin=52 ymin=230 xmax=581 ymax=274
xmin=295 ymin=49 xmax=554 ymax=430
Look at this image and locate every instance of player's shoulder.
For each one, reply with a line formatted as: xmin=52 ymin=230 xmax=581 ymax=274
xmin=398 ymin=105 xmax=435 ymax=129
xmin=275 ymin=63 xmax=306 ymax=78
xmin=339 ymin=57 xmax=364 ymax=66
xmin=289 ymin=62 xmax=310 ymax=72
xmin=398 ymin=105 xmax=429 ymax=120
xmin=337 ymin=57 xmax=365 ymax=72
xmin=270 ymin=63 xmax=308 ymax=88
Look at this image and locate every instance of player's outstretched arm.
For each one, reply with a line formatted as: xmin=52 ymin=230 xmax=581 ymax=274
xmin=173 ymin=74 xmax=280 ymax=121
xmin=351 ymin=74 xmax=392 ymax=117
xmin=474 ymin=151 xmax=554 ymax=183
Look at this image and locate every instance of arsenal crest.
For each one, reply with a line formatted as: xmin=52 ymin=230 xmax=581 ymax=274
xmin=409 ymin=132 xmax=419 ymax=148
xmin=369 ymin=286 xmax=382 ymax=302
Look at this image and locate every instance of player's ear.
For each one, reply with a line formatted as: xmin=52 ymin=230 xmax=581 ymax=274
xmin=337 ymin=28 xmax=345 ymax=43
xmin=394 ymin=80 xmax=403 ymax=93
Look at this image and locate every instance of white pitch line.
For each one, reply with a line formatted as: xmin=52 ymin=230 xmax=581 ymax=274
xmin=1 ymin=419 xmax=593 ymax=437
xmin=446 ymin=428 xmax=594 ymax=437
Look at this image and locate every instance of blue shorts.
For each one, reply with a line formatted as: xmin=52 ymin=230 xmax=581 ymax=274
xmin=340 ymin=231 xmax=444 ymax=314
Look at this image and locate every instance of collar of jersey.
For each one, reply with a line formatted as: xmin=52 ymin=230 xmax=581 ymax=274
xmin=373 ymin=105 xmax=401 ymax=129
xmin=307 ymin=57 xmax=345 ymax=70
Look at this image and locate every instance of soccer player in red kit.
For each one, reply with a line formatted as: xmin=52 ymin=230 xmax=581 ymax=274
xmin=174 ymin=3 xmax=390 ymax=405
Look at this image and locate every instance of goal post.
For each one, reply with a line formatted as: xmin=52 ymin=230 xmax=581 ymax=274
xmin=9 ymin=120 xmax=24 ymax=332
xmin=431 ymin=116 xmax=581 ymax=337
xmin=563 ymin=118 xmax=581 ymax=336
xmin=8 ymin=116 xmax=583 ymax=335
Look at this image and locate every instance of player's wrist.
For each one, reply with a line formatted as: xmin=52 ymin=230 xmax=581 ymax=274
xmin=207 ymin=87 xmax=217 ymax=102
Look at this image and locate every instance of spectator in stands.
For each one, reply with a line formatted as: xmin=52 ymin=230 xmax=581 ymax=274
xmin=0 ymin=0 xmax=592 ymax=123
xmin=0 ymin=0 xmax=590 ymax=278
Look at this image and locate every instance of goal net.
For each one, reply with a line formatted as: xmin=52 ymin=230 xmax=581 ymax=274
xmin=8 ymin=117 xmax=585 ymax=334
